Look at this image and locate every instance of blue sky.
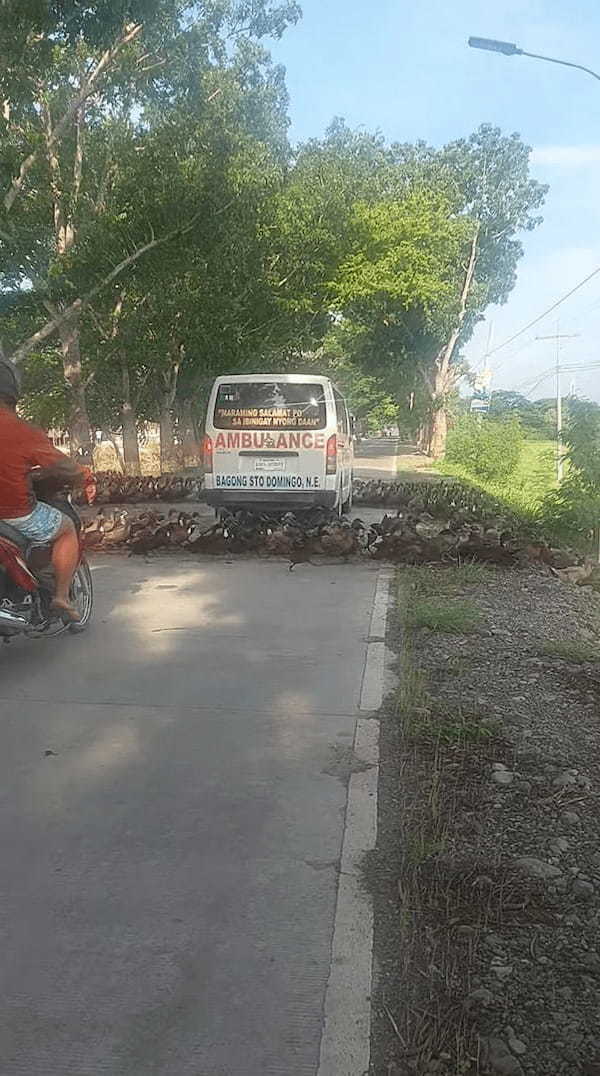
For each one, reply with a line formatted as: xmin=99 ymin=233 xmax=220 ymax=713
xmin=269 ymin=0 xmax=600 ymax=401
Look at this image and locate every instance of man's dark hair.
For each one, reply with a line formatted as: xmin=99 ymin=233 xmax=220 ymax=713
xmin=0 ymin=392 xmax=17 ymax=409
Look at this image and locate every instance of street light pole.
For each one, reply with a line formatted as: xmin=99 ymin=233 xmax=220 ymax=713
xmin=468 ymin=37 xmax=600 ymax=82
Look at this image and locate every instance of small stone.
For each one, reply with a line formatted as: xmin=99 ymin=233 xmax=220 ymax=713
xmin=493 ymin=769 xmax=514 ymax=786
xmin=466 ymin=986 xmax=494 ymax=1007
xmin=484 ymin=932 xmax=505 ymax=952
xmin=491 ymin=964 xmax=513 ymax=980
xmin=551 ymin=837 xmax=570 ymax=852
xmin=553 ymin=771 xmax=577 ymax=788
xmin=562 ymin=811 xmax=580 ymax=824
xmin=508 ymin=1037 xmax=527 ymax=1057
xmin=473 ymin=874 xmax=493 ymax=890
xmin=572 ymin=879 xmax=595 ymax=900
xmin=484 ymin=1036 xmax=524 ymax=1076
xmin=514 ymin=856 xmax=562 ymax=881
xmin=493 ymin=763 xmax=508 ymax=771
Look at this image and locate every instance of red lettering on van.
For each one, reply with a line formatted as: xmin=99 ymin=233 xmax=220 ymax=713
xmin=241 ymin=432 xmax=252 ymax=448
xmin=314 ymin=434 xmax=325 ymax=449
xmin=288 ymin=432 xmax=301 ymax=449
xmin=302 ymin=433 xmax=314 ymax=449
xmin=215 ymin=433 xmax=226 ymax=449
xmin=226 ymin=432 xmax=240 ymax=449
xmin=276 ymin=434 xmax=289 ymax=449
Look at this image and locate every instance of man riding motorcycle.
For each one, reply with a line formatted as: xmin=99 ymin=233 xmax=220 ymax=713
xmin=0 ymin=359 xmax=84 ymax=622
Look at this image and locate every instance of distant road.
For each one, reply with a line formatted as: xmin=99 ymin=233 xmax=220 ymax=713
xmin=353 ymin=437 xmax=399 ymax=480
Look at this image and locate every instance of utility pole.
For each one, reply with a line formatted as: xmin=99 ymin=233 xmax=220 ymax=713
xmin=535 ymin=323 xmax=579 ymax=481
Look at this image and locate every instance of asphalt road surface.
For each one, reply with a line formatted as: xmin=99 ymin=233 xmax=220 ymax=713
xmin=0 ymin=440 xmax=396 ymax=1076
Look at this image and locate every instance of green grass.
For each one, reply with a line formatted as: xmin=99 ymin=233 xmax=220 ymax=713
xmin=403 ymin=562 xmax=491 ymax=597
xmin=436 ymin=439 xmax=557 ymax=520
xmin=406 ymin=705 xmax=499 ymax=746
xmin=540 ymin=639 xmax=598 ymax=663
xmin=407 ymin=598 xmax=482 ymax=634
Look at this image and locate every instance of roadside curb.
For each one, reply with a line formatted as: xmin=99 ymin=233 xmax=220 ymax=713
xmin=318 ymin=568 xmax=393 ymax=1076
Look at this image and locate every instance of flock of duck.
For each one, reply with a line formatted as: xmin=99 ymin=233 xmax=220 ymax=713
xmin=74 ymin=473 xmax=202 ymax=506
xmin=80 ymin=503 xmax=564 ymax=569
xmin=74 ymin=472 xmax=584 ymax=572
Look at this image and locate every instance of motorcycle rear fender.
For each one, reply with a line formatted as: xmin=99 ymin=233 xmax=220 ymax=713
xmin=0 ymin=538 xmax=38 ymax=592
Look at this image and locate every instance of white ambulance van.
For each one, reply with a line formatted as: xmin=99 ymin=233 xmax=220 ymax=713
xmin=203 ymin=373 xmax=354 ymax=513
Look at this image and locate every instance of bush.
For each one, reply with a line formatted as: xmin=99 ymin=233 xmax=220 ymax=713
xmin=539 ymin=474 xmax=600 ymax=546
xmin=444 ymin=415 xmax=524 ymax=483
xmin=538 ymin=402 xmax=600 ymax=547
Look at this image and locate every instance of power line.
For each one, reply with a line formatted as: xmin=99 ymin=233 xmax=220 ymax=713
xmin=523 ymin=373 xmax=555 ymax=399
xmin=486 ymin=264 xmax=600 ymax=360
xmin=514 ymin=370 xmax=553 ymax=393
xmin=508 ymin=360 xmax=600 ymax=396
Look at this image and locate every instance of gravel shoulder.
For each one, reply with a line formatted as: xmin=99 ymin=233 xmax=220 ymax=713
xmin=369 ymin=564 xmax=600 ymax=1076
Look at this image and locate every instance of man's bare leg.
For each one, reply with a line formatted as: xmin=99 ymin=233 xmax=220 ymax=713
xmin=50 ymin=518 xmax=81 ymax=621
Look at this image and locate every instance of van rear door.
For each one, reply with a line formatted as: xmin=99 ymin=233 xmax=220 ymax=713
xmin=210 ymin=380 xmax=329 ymax=496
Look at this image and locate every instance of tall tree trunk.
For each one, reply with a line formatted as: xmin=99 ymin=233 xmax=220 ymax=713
xmin=42 ymin=93 xmax=92 ymax=461
xmin=120 ymin=359 xmax=140 ymax=475
xmin=159 ymin=343 xmax=184 ymax=473
xmin=427 ymin=371 xmax=448 ymax=461
xmin=160 ymin=397 xmax=178 ymax=473
xmin=58 ymin=308 xmax=93 ymax=462
xmin=179 ymin=397 xmax=200 ymax=468
xmin=424 ymin=225 xmax=480 ymax=460
xmin=107 ymin=434 xmax=125 ymax=473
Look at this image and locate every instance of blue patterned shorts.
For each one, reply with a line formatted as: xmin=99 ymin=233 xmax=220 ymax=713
xmin=3 ymin=501 xmax=64 ymax=546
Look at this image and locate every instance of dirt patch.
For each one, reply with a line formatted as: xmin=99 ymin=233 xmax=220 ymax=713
xmin=369 ymin=565 xmax=600 ymax=1076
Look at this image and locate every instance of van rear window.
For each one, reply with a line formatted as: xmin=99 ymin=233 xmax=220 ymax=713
xmin=213 ymin=382 xmax=327 ymax=430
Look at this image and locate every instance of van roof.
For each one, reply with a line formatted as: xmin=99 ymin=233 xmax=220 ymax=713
xmin=211 ymin=373 xmax=333 ymax=385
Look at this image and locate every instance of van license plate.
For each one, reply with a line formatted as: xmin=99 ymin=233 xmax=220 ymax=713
xmin=255 ymin=457 xmax=285 ymax=471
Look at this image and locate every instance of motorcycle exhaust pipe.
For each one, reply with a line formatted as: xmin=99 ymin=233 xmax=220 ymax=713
xmin=0 ymin=608 xmax=29 ymax=636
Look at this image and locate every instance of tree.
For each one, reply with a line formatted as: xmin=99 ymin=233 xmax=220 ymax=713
xmin=277 ymin=123 xmax=547 ymax=459
xmin=0 ymin=0 xmax=300 ymax=459
xmin=540 ymin=401 xmax=600 ymax=548
xmin=326 ymin=187 xmax=474 ymax=443
xmin=414 ymin=126 xmax=547 ymax=457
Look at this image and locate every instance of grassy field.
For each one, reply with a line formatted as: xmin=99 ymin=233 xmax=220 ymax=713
xmin=434 ymin=438 xmax=557 ymax=519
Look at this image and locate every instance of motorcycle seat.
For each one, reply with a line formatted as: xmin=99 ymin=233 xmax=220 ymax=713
xmin=0 ymin=520 xmax=31 ymax=555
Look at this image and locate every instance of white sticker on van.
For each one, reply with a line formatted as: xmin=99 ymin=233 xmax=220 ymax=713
xmin=215 ymin=475 xmax=321 ymax=489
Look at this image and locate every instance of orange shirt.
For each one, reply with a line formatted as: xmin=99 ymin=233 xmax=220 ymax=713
xmin=0 ymin=407 xmax=65 ymax=518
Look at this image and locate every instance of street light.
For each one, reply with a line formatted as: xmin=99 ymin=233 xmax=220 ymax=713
xmin=468 ymin=36 xmax=600 ymax=82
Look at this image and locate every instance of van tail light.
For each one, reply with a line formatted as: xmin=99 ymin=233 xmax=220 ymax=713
xmin=326 ymin=434 xmax=337 ymax=475
xmin=202 ymin=434 xmax=213 ymax=473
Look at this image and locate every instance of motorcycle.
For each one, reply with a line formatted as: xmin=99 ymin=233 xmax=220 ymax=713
xmin=0 ymin=481 xmax=93 ymax=641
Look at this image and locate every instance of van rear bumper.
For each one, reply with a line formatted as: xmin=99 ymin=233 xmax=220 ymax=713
xmin=205 ymin=489 xmax=337 ymax=511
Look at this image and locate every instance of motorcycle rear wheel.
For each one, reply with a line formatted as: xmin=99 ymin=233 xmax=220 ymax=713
xmin=68 ymin=558 xmax=94 ymax=633
xmin=38 ymin=557 xmax=94 ymax=638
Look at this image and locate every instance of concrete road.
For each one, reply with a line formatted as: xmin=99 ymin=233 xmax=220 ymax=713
xmin=353 ymin=437 xmax=400 ymax=481
xmin=1 ymin=440 xmax=396 ymax=1075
